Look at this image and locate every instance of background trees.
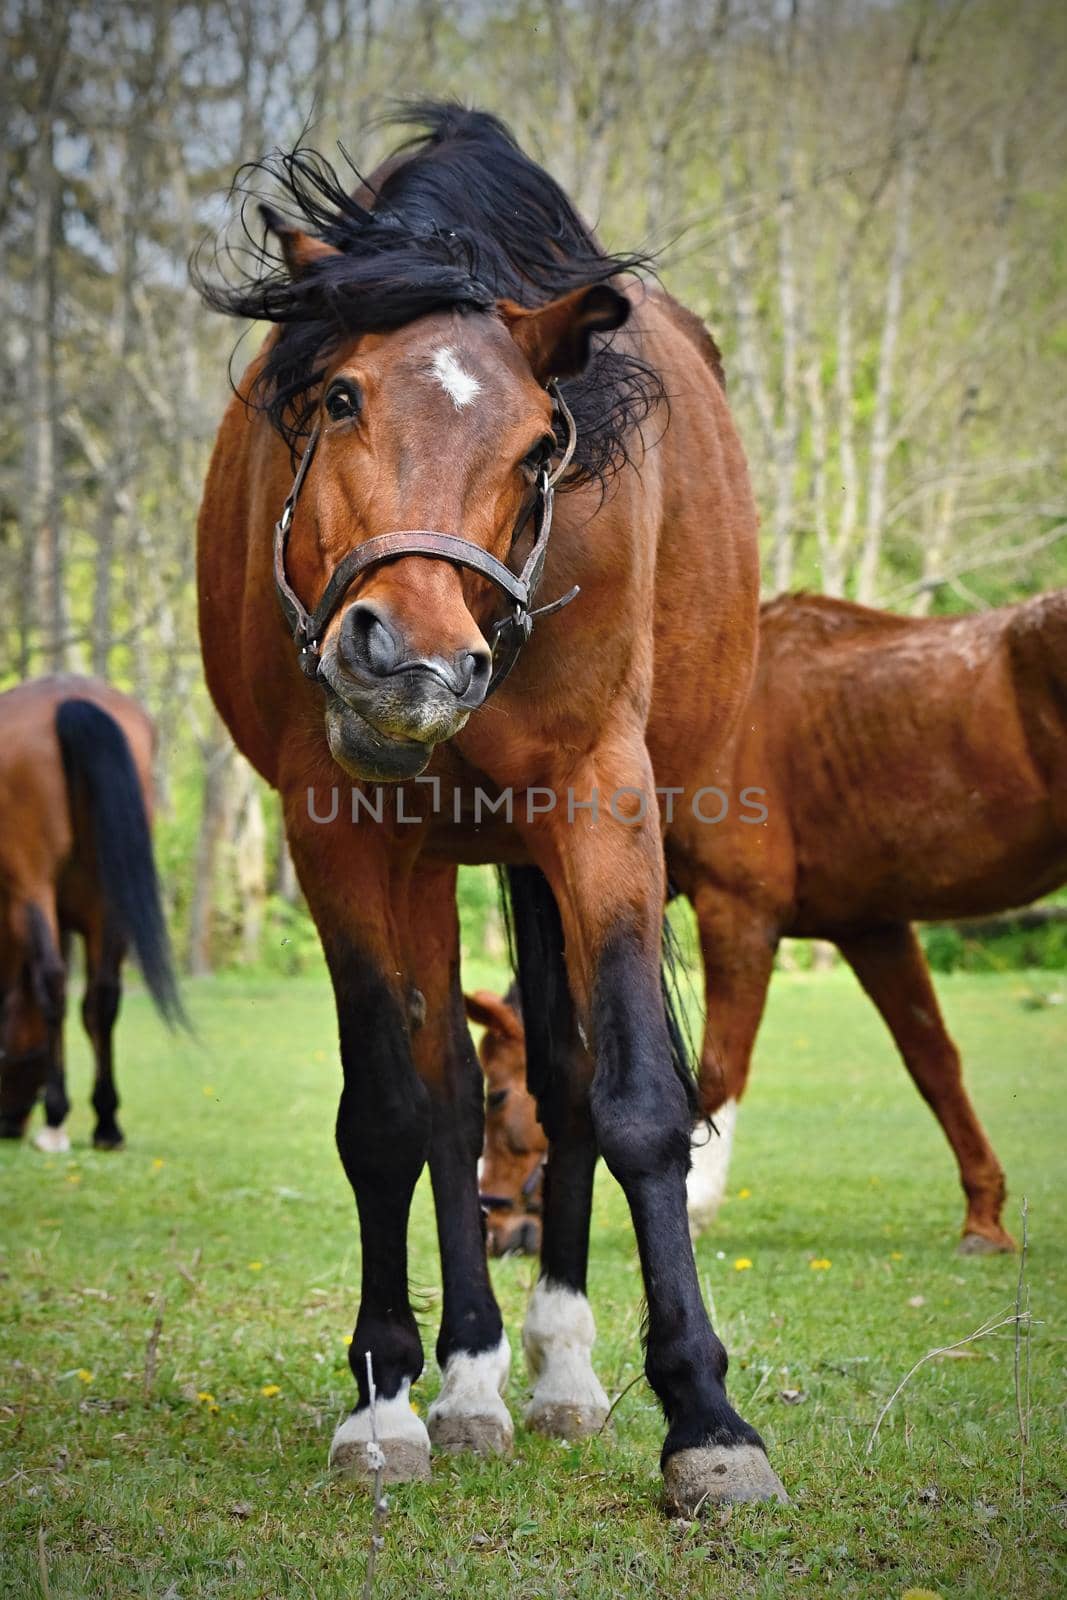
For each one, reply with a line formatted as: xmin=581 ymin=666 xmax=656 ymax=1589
xmin=2 ymin=0 xmax=1064 ymax=970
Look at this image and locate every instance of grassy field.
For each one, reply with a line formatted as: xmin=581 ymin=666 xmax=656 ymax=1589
xmin=1 ymin=958 xmax=1064 ymax=1599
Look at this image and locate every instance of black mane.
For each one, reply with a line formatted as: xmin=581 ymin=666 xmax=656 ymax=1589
xmin=194 ymin=102 xmax=663 ymax=486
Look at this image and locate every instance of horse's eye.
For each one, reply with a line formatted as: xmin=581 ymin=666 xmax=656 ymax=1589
xmin=521 ymin=433 xmax=555 ymax=476
xmin=487 ymin=1088 xmax=509 ymax=1111
xmin=325 ymin=380 xmax=362 ymax=422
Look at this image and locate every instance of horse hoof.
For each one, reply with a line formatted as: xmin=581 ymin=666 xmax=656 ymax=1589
xmin=428 ymin=1408 xmax=512 ymax=1455
xmin=525 ymin=1398 xmax=608 ymax=1440
xmin=33 ymin=1126 xmax=71 ymax=1154
xmin=92 ymin=1134 xmax=125 ymax=1152
xmin=329 ymin=1391 xmax=432 ymax=1483
xmin=958 ymin=1229 xmax=1015 ymax=1256
xmin=427 ymin=1338 xmax=513 ymax=1455
xmin=663 ymin=1443 xmax=788 ymax=1515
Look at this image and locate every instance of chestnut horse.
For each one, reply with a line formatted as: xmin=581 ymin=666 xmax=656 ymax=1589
xmin=472 ymin=589 xmax=1067 ymax=1255
xmin=0 ymin=677 xmax=180 ymax=1151
xmin=196 ymin=105 xmax=782 ymax=1511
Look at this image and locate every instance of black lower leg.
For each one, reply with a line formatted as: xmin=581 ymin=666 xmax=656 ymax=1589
xmin=429 ymin=981 xmax=504 ymax=1368
xmin=590 ymin=928 xmax=762 ymax=1462
xmin=508 ymin=865 xmax=598 ymax=1293
xmin=329 ymin=940 xmax=430 ymax=1407
xmin=41 ymin=1040 xmax=69 ymax=1130
xmin=86 ymin=978 xmax=123 ymax=1145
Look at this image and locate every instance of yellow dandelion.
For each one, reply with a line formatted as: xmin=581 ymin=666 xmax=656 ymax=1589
xmin=901 ymin=1590 xmax=942 ymax=1600
xmin=738 ymin=1187 xmax=752 ymax=1200
xmin=343 ymin=1334 xmax=353 ymax=1346
xmin=76 ymin=1369 xmax=93 ymax=1384
xmin=66 ymin=1174 xmax=81 ymax=1185
xmin=202 ymin=1085 xmax=216 ymax=1097
xmin=196 ymin=1391 xmax=216 ymax=1405
xmin=152 ymin=1158 xmax=165 ymax=1170
xmin=247 ymin=1261 xmax=263 ymax=1271
xmin=410 ymin=1400 xmax=421 ymax=1416
xmin=810 ymin=1258 xmax=832 ymax=1271
xmin=890 ymin=1251 xmax=904 ymax=1261
xmin=261 ymin=1384 xmax=281 ymax=1398
xmin=734 ymin=1258 xmax=753 ymax=1272
xmin=209 ymin=1403 xmax=220 ymax=1414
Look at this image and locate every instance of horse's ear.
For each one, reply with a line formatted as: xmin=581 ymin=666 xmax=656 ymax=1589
xmin=260 ymin=203 xmax=339 ymax=280
xmin=464 ymin=989 xmax=523 ymax=1041
xmin=499 ymin=284 xmax=630 ymax=382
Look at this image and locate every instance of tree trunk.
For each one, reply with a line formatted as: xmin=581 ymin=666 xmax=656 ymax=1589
xmin=187 ymin=720 xmax=234 ymax=977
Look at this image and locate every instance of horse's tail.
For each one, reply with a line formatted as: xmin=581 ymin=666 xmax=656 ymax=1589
xmin=55 ymin=699 xmax=184 ymax=1027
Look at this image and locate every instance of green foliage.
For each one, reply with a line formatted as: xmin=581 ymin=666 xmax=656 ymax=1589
xmin=257 ymin=896 xmax=324 ymax=978
xmin=922 ymin=919 xmax=1067 ymax=976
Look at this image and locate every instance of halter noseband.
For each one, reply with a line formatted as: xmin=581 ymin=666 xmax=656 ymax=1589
xmin=273 ymin=381 xmax=579 ymax=697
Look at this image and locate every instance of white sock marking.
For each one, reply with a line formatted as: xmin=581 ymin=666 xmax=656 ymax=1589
xmin=33 ymin=1125 xmax=71 ymax=1155
xmin=431 ymin=346 xmax=481 ymax=408
xmin=427 ymin=1332 xmax=512 ymax=1437
xmin=687 ymin=1098 xmax=737 ymax=1236
xmin=523 ymin=1279 xmax=609 ymax=1418
xmin=329 ymin=1379 xmax=429 ymax=1465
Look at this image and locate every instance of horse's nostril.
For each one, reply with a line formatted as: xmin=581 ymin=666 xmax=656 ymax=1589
xmin=516 ymin=1218 xmax=541 ymax=1256
xmin=340 ymin=602 xmax=399 ymax=679
xmin=459 ymin=648 xmax=492 ymax=700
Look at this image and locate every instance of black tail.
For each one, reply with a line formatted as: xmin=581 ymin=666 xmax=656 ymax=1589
xmin=55 ymin=699 xmax=184 ymax=1027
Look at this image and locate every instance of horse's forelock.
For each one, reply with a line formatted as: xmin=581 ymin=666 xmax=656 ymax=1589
xmin=195 ymin=102 xmax=665 ymax=486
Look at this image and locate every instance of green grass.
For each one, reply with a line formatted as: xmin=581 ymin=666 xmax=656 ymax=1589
xmin=1 ymin=962 xmax=1064 ymax=1598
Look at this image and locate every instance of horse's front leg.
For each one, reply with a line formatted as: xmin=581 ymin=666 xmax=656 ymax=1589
xmin=290 ymin=821 xmax=433 ymax=1483
xmin=403 ymin=862 xmax=512 ymax=1455
xmin=519 ymin=743 xmax=788 ymax=1514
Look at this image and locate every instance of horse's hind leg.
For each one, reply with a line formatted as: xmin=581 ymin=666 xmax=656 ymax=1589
xmin=506 ymin=867 xmax=609 ymax=1441
xmin=837 ymin=922 xmax=1014 ymax=1253
xmin=394 ymin=864 xmax=512 ymax=1457
xmin=83 ymin=920 xmax=126 ymax=1150
xmin=686 ymin=881 xmax=778 ymax=1235
xmin=519 ymin=747 xmax=786 ymax=1514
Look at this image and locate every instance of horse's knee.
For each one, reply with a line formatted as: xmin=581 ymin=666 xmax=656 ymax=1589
xmin=592 ymin=1083 xmax=691 ymax=1181
xmin=336 ymin=1074 xmax=430 ymax=1190
xmin=589 ymin=929 xmax=692 ymax=1182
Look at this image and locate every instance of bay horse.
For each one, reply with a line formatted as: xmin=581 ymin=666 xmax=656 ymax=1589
xmin=0 ymin=677 xmax=180 ymax=1152
xmin=195 ymin=105 xmax=783 ymax=1511
xmin=472 ymin=589 xmax=1067 ymax=1255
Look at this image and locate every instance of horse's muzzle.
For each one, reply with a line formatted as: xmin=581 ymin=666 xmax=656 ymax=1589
xmin=319 ymin=643 xmax=475 ymax=782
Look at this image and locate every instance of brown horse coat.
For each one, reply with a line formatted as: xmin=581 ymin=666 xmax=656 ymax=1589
xmin=476 ymin=590 xmax=1067 ymax=1253
xmin=196 ymin=107 xmax=782 ymax=1511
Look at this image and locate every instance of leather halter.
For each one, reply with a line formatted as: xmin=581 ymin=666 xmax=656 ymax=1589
xmin=273 ymin=381 xmax=579 ymax=697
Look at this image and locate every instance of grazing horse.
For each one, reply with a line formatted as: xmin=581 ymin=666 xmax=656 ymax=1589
xmin=195 ymin=105 xmax=783 ymax=1511
xmin=0 ymin=677 xmax=180 ymax=1151
xmin=473 ymin=590 xmax=1067 ymax=1254
xmin=464 ymin=986 xmax=544 ymax=1257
